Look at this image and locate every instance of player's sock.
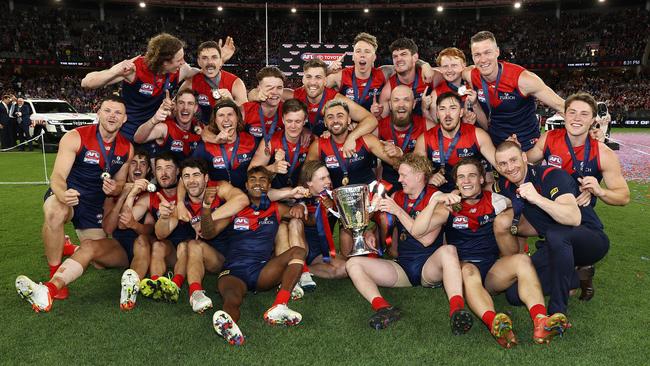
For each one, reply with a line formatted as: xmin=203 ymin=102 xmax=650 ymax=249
xmin=529 ymin=303 xmax=547 ymax=321
xmin=45 ymin=282 xmax=59 ymax=298
xmin=371 ymin=296 xmax=391 ymax=312
xmin=189 ymin=282 xmax=202 ymax=298
xmin=49 ymin=263 xmax=61 ymax=279
xmin=172 ymin=274 xmax=184 ymax=288
xmin=62 ymin=236 xmax=79 ymax=256
xmin=273 ymin=289 xmax=291 ymax=306
xmin=151 ymin=275 xmax=160 ymax=281
xmin=449 ymin=295 xmax=465 ymax=317
xmin=481 ymin=310 xmax=496 ymax=328
xmin=302 ymin=263 xmax=309 ymax=273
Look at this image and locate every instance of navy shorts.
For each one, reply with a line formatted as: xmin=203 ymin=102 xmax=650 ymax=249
xmin=113 ymin=228 xmax=137 ymax=263
xmin=44 ymin=188 xmax=103 ymax=230
xmin=397 ymin=254 xmax=430 ymax=287
xmin=462 ymin=256 xmax=498 ymax=283
xmin=220 ymin=260 xmax=266 ymax=291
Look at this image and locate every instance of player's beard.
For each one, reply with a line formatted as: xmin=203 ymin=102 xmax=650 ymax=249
xmin=392 ymin=110 xmax=412 ymax=128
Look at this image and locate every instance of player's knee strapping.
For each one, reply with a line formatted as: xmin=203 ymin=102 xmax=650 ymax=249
xmin=288 ymin=259 xmax=305 ymax=266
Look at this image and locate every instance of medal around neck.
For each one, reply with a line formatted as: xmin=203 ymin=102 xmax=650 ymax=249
xmin=147 ymin=182 xmax=157 ymax=192
xmin=212 ymin=89 xmax=221 ymax=100
xmin=101 ymin=172 xmax=111 ymax=180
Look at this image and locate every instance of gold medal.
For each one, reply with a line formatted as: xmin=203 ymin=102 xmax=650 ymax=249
xmin=264 ymin=146 xmax=271 ymax=156
xmin=100 ymin=172 xmax=111 ymax=180
xmin=510 ymin=225 xmax=518 ymax=236
xmin=399 ymin=231 xmax=407 ymax=242
xmin=212 ymin=89 xmax=221 ymax=100
xmin=341 ymin=176 xmax=349 ymax=186
xmin=452 ymin=202 xmax=462 ymax=212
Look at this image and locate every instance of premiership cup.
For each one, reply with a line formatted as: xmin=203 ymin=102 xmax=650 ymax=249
xmin=332 ymin=184 xmax=376 ymax=257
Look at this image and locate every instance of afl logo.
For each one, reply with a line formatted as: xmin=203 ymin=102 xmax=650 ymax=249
xmin=325 ymin=155 xmax=339 ymax=168
xmin=453 ymin=216 xmax=469 ymax=229
xmin=139 ymin=83 xmax=154 ymax=96
xmin=84 ymin=150 xmax=100 ymax=164
xmin=197 ymin=94 xmax=210 ymax=106
xmin=171 ymin=140 xmax=184 ymax=152
xmin=212 ymin=156 xmax=225 ymax=168
xmin=234 ymin=217 xmax=250 ymax=231
xmin=548 ymin=155 xmax=562 ymax=168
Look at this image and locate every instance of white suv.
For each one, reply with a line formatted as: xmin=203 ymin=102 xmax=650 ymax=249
xmin=28 ymin=99 xmax=97 ymax=143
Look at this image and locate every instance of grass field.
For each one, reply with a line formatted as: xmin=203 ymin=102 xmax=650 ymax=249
xmin=1 ymin=151 xmax=649 ymax=365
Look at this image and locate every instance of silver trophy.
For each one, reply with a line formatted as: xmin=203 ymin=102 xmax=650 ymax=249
xmin=332 ymin=184 xmax=376 ymax=257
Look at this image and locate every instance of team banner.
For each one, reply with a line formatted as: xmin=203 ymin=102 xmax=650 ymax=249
xmin=278 ymin=43 xmax=352 ymax=77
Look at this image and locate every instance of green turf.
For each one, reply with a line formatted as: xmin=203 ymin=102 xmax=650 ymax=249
xmin=1 ymin=152 xmax=649 ymax=364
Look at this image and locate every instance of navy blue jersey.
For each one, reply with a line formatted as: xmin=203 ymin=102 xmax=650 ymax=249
xmin=224 ymin=202 xmax=280 ymax=265
xmin=318 ymin=136 xmax=377 ymax=188
xmin=495 ymin=165 xmax=604 ymax=235
xmin=68 ymin=125 xmax=131 ymax=207
xmin=471 ymin=62 xmax=539 ymax=151
xmin=445 ymin=191 xmax=506 ymax=261
xmin=191 ymin=132 xmax=256 ymax=190
xmin=120 ymin=56 xmax=180 ymax=141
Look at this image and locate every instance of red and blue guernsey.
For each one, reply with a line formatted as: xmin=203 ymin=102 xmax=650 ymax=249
xmin=495 ymin=165 xmax=604 ymax=236
xmin=192 ymin=70 xmax=239 ymax=124
xmin=388 ymin=68 xmax=429 ymax=117
xmin=294 ymin=86 xmax=338 ymax=137
xmin=184 ymin=191 xmax=230 ymax=256
xmin=392 ymin=186 xmax=443 ymax=286
xmin=471 ymin=62 xmax=539 ymax=151
xmin=267 ymin=131 xmax=309 ymax=188
xmin=148 ymin=190 xmax=193 ymax=246
xmin=69 ymin=124 xmax=131 ymax=208
xmin=318 ymin=136 xmax=376 ymax=188
xmin=445 ymin=191 xmax=506 ymax=262
xmin=222 ymin=202 xmax=281 ymax=290
xmin=339 ymin=67 xmax=385 ymax=111
xmin=378 ymin=115 xmax=428 ymax=189
xmin=543 ymin=129 xmax=602 ymax=206
xmin=120 ymin=56 xmax=180 ymax=142
xmin=423 ymin=123 xmax=483 ymax=192
xmin=191 ymin=132 xmax=256 ymax=190
xmin=242 ymin=101 xmax=284 ymax=148
xmin=151 ymin=118 xmax=201 ymax=162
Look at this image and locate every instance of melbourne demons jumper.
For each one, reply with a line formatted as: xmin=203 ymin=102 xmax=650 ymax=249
xmin=191 ymin=132 xmax=256 ymax=190
xmin=150 ymin=118 xmax=201 ymax=163
xmin=318 ymin=136 xmax=376 ymax=188
xmin=220 ymin=202 xmax=281 ymax=290
xmin=44 ymin=124 xmax=131 ymax=229
xmin=267 ymin=131 xmax=308 ymax=188
xmin=377 ymin=114 xmax=427 ymax=189
xmin=392 ymin=186 xmax=443 ymax=286
xmin=192 ymin=70 xmax=239 ymax=124
xmin=120 ymin=56 xmax=180 ymax=142
xmin=149 ymin=190 xmax=193 ymax=246
xmin=471 ymin=62 xmax=539 ymax=151
xmin=293 ymin=87 xmax=338 ymax=137
xmin=445 ymin=191 xmax=507 ymax=281
xmin=242 ymin=101 xmax=284 ymax=148
xmin=423 ymin=123 xmax=484 ymax=192
xmin=543 ymin=129 xmax=602 ymax=207
xmin=301 ymin=196 xmax=337 ymax=264
xmin=113 ymin=192 xmax=147 ymax=262
xmin=339 ymin=67 xmax=385 ymax=112
xmin=434 ymin=81 xmax=469 ymax=106
xmin=184 ymin=190 xmax=230 ymax=256
xmin=388 ymin=69 xmax=429 ymax=117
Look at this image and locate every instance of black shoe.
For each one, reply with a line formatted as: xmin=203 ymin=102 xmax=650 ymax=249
xmin=450 ymin=308 xmax=474 ymax=335
xmin=577 ymin=265 xmax=595 ymax=301
xmin=369 ymin=306 xmax=401 ymax=330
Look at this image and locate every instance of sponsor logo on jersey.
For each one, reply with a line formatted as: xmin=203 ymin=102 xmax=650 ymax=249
xmin=259 ymin=216 xmax=275 ymax=225
xmin=171 ymin=140 xmax=184 ymax=152
xmin=139 ymin=83 xmax=154 ymax=96
xmin=248 ymin=126 xmax=263 ymax=137
xmin=478 ymin=214 xmax=494 ymax=226
xmin=238 ymin=153 xmax=251 ymax=162
xmin=84 ymin=150 xmax=100 ymax=164
xmin=457 ymin=148 xmax=474 ymax=158
xmin=348 ymin=152 xmax=363 ymax=163
xmin=234 ymin=217 xmax=250 ymax=231
xmin=452 ymin=216 xmax=469 ymax=229
xmin=197 ymin=94 xmax=210 ymax=106
xmin=212 ymin=156 xmax=226 ymax=168
xmin=548 ymin=155 xmax=562 ymax=168
xmin=499 ymin=92 xmax=516 ymax=101
xmin=325 ymin=155 xmax=339 ymax=168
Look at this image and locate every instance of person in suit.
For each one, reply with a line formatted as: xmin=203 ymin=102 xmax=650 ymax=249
xmin=15 ymin=98 xmax=33 ymax=151
xmin=0 ymin=94 xmax=13 ymax=149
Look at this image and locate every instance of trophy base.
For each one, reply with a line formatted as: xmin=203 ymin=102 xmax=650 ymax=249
xmin=348 ymin=248 xmax=376 ymax=257
xmin=347 ymin=230 xmax=377 ymax=257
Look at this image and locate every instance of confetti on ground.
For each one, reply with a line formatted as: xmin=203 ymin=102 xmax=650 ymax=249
xmin=611 ymin=132 xmax=650 ymax=182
